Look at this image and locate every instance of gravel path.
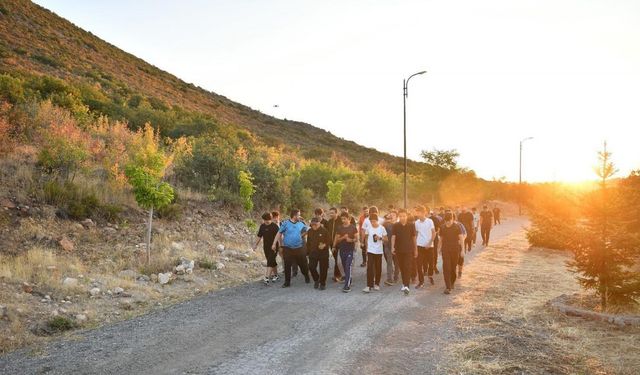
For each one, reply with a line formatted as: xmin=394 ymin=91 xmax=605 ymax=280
xmin=0 ymin=218 xmax=527 ymax=375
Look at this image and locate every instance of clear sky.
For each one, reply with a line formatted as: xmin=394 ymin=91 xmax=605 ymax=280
xmin=34 ymin=0 xmax=640 ymax=182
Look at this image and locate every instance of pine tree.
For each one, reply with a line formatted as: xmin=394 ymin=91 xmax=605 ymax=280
xmin=568 ymin=142 xmax=639 ymax=308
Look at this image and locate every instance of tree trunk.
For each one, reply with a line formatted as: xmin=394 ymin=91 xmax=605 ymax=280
xmin=146 ymin=206 xmax=154 ymax=265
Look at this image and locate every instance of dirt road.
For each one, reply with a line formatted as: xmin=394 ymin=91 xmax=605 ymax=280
xmin=0 ymin=218 xmax=527 ymax=375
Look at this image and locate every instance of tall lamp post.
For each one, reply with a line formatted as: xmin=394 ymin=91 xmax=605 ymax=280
xmin=403 ymin=70 xmax=426 ymax=209
xmin=519 ymin=137 xmax=534 ymax=215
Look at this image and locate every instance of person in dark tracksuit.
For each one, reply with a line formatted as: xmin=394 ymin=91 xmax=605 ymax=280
xmin=334 ymin=212 xmax=358 ymax=292
xmin=272 ymin=209 xmax=310 ymax=288
xmin=325 ymin=208 xmax=344 ymax=282
xmin=438 ymin=212 xmax=464 ymax=294
xmin=307 ymin=217 xmax=330 ymax=290
xmin=391 ymin=209 xmax=417 ymax=296
xmin=479 ymin=205 xmax=494 ymax=246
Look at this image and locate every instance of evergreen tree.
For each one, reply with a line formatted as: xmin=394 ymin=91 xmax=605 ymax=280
xmin=568 ymin=142 xmax=639 ymax=308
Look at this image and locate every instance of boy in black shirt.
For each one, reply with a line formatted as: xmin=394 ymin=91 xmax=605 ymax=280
xmin=326 ymin=208 xmax=345 ymax=282
xmin=253 ymin=212 xmax=280 ymax=284
xmin=438 ymin=212 xmax=464 ymax=294
xmin=391 ymin=209 xmax=417 ymax=295
xmin=307 ymin=217 xmax=330 ymax=290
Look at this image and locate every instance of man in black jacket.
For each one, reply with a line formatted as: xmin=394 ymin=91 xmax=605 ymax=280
xmin=307 ymin=217 xmax=331 ymax=290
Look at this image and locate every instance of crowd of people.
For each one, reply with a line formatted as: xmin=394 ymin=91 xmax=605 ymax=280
xmin=252 ymin=204 xmax=500 ymax=295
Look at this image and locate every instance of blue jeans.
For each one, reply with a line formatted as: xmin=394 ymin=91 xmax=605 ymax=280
xmin=339 ymin=248 xmax=354 ymax=288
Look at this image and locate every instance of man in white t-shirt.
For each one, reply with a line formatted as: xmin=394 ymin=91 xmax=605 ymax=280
xmin=362 ymin=213 xmax=388 ymax=293
xmin=414 ymin=205 xmax=436 ymax=288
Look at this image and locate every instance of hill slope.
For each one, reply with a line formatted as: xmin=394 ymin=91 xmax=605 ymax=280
xmin=0 ymin=0 xmax=422 ymax=172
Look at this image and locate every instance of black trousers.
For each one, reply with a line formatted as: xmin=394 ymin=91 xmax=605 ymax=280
xmin=416 ymin=246 xmax=430 ymax=284
xmin=361 ymin=246 xmax=367 ymax=265
xmin=481 ymin=225 xmax=492 ymax=245
xmin=308 ymin=250 xmax=329 ymax=286
xmin=366 ymin=253 xmax=383 ymax=287
xmin=442 ymin=247 xmax=460 ymax=290
xmin=464 ymin=229 xmax=473 ymax=252
xmin=396 ymin=252 xmax=414 ymax=287
xmin=432 ymin=236 xmax=439 ymax=270
xmin=283 ymin=247 xmax=309 ymax=285
xmin=425 ymin=247 xmax=436 ymax=277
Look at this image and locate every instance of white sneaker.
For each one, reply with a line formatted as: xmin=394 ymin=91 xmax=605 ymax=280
xmin=403 ymin=286 xmax=410 ymax=295
xmin=373 ymin=285 xmax=380 ymax=291
xmin=362 ymin=287 xmax=371 ymax=293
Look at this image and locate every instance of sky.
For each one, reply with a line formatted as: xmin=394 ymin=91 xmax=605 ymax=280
xmin=34 ymin=0 xmax=640 ymax=183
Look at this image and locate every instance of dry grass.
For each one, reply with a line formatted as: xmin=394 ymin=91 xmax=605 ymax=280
xmin=0 ymin=246 xmax=85 ymax=291
xmin=445 ymin=231 xmax=640 ymax=375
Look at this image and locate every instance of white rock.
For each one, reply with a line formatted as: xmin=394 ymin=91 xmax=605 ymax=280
xmin=75 ymin=314 xmax=87 ymax=322
xmin=216 ymin=244 xmax=225 ymax=252
xmin=114 ymin=287 xmax=124 ymax=295
xmin=158 ymin=272 xmax=171 ymax=285
xmin=62 ymin=277 xmax=78 ymax=288
xmin=81 ymin=218 xmax=96 ymax=228
xmin=215 ymin=262 xmax=226 ymax=270
xmin=89 ymin=287 xmax=101 ymax=297
xmin=44 ymin=295 xmax=51 ymax=300
xmin=175 ymin=264 xmax=186 ymax=274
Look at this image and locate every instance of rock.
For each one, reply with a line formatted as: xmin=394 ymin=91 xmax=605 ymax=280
xmin=62 ymin=277 xmax=78 ymax=288
xmin=103 ymin=227 xmax=117 ymax=234
xmin=22 ymin=282 xmax=33 ymax=294
xmin=59 ymin=237 xmax=74 ymax=252
xmin=171 ymin=242 xmax=185 ymax=251
xmin=1 ymin=198 xmax=16 ymax=209
xmin=215 ymin=262 xmax=225 ymax=270
xmin=75 ymin=314 xmax=87 ymax=323
xmin=44 ymin=295 xmax=51 ymax=300
xmin=72 ymin=223 xmax=85 ymax=231
xmin=89 ymin=287 xmax=101 ymax=297
xmin=114 ymin=287 xmax=124 ymax=295
xmin=81 ymin=218 xmax=95 ymax=228
xmin=118 ymin=269 xmax=138 ymax=279
xmin=216 ymin=244 xmax=225 ymax=252
xmin=175 ymin=264 xmax=185 ymax=274
xmin=158 ymin=272 xmax=171 ymax=285
xmin=137 ymin=275 xmax=151 ymax=282
xmin=178 ymin=257 xmax=195 ymax=274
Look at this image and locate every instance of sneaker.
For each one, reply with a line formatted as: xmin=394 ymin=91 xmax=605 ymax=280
xmin=314 ymin=281 xmax=319 ymax=289
xmin=444 ymin=289 xmax=451 ymax=295
xmin=360 ymin=263 xmax=367 ymax=267
xmin=332 ymin=277 xmax=338 ymax=282
xmin=319 ymin=284 xmax=326 ymax=290
xmin=429 ymin=277 xmax=434 ymax=285
xmin=384 ymin=280 xmax=395 ymax=286
xmin=342 ymin=286 xmax=351 ymax=293
xmin=373 ymin=285 xmax=380 ymax=291
xmin=282 ymin=283 xmax=290 ymax=288
xmin=263 ymin=277 xmax=270 ymax=285
xmin=415 ymin=283 xmax=424 ymax=290
xmin=362 ymin=287 xmax=371 ymax=293
xmin=305 ymin=277 xmax=311 ymax=284
xmin=403 ymin=286 xmax=410 ymax=296
xmin=271 ymin=275 xmax=280 ymax=282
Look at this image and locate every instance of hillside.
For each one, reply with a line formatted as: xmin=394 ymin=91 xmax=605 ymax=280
xmin=0 ymin=0 xmax=423 ymax=172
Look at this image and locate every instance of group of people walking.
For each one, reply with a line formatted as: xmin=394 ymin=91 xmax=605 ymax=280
xmin=253 ymin=204 xmax=499 ymax=295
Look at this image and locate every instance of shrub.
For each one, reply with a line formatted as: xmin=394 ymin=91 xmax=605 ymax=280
xmin=37 ymin=120 xmax=91 ymax=180
xmin=47 ymin=316 xmax=77 ymax=332
xmin=156 ymin=203 xmax=182 ymax=220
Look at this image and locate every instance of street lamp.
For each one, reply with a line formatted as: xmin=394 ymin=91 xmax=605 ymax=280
xmin=519 ymin=136 xmax=534 ymax=215
xmin=403 ymin=70 xmax=426 ymax=209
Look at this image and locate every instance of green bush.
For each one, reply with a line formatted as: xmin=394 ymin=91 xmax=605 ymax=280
xmin=156 ymin=203 xmax=182 ymax=220
xmin=198 ymin=258 xmax=215 ymax=270
xmin=47 ymin=316 xmax=77 ymax=332
xmin=42 ymin=180 xmax=120 ymax=221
